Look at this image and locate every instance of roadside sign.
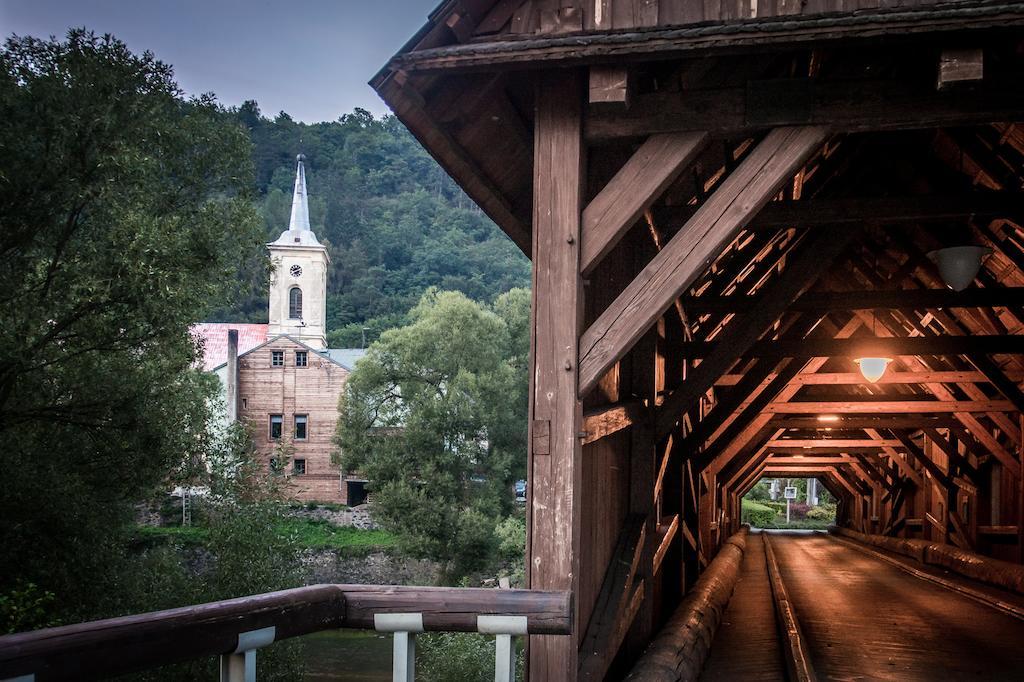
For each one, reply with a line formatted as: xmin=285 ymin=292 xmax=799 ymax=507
xmin=784 ymin=486 xmax=798 ymax=500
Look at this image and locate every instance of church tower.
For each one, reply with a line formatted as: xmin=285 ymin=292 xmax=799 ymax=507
xmin=267 ymin=154 xmax=329 ymax=348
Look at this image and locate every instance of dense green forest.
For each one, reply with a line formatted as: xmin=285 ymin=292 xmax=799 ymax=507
xmin=213 ymin=103 xmax=531 ymax=347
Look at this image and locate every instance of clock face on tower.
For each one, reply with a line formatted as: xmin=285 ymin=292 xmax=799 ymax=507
xmin=289 ymin=264 xmax=303 ymax=278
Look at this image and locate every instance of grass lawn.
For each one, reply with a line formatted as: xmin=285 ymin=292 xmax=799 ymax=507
xmin=276 ymin=518 xmax=397 ymax=551
xmin=135 ymin=519 xmax=397 ymax=553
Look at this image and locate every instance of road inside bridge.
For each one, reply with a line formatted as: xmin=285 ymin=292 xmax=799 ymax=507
xmin=701 ymin=531 xmax=1024 ymax=681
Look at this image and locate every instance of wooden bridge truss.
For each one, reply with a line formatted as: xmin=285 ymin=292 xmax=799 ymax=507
xmin=374 ymin=2 xmax=1024 ymax=679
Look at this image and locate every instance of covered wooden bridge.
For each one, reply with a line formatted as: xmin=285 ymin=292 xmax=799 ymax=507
xmin=372 ymin=0 xmax=1024 ymax=679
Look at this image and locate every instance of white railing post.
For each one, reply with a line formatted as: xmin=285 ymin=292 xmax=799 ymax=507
xmin=375 ymin=613 xmax=424 ymax=682
xmin=478 ymin=615 xmax=528 ymax=682
xmin=219 ymin=626 xmax=275 ymax=682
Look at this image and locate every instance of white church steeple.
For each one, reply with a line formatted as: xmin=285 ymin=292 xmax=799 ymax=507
xmin=267 ymin=154 xmax=330 ymax=348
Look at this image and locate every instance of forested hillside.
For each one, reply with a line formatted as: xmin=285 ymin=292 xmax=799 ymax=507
xmin=212 ymin=102 xmax=531 ymax=347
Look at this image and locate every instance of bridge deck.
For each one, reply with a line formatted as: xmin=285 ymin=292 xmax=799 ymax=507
xmin=702 ymin=531 xmax=1024 ymax=681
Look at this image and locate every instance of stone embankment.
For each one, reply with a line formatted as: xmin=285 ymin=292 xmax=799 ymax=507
xmin=287 ymin=503 xmax=378 ymax=530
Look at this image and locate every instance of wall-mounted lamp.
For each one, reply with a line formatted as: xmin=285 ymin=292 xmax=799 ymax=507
xmin=927 ymin=246 xmax=992 ymax=291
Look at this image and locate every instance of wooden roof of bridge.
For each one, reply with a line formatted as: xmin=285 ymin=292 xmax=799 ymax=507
xmin=372 ymin=0 xmax=1024 ymax=255
xmin=374 ymin=0 xmax=1024 ymax=517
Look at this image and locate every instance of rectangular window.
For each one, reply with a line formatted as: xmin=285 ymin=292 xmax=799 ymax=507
xmin=269 ymin=414 xmax=283 ymax=440
xmin=294 ymin=414 xmax=308 ymax=440
xmin=271 ymin=350 xmax=284 ymax=367
xmin=296 ymin=351 xmax=308 ymax=367
xmin=241 ymin=398 xmax=247 ymax=409
xmin=293 ymin=458 xmax=306 ymax=475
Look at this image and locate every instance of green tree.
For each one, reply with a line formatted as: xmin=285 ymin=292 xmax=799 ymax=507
xmin=335 ymin=289 xmax=530 ymax=580
xmin=0 ymin=30 xmax=267 ymax=623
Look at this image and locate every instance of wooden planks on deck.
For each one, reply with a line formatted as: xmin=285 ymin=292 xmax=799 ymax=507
xmin=767 ymin=533 xmax=1024 ymax=680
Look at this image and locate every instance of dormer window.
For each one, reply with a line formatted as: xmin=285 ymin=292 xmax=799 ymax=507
xmin=289 ymin=287 xmax=302 ymax=319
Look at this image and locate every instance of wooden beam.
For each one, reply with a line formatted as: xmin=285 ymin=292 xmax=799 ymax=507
xmin=652 ymin=514 xmax=680 ymax=576
xmin=765 ymin=447 xmax=894 ymax=455
xmin=578 ymin=126 xmax=828 ymax=396
xmin=893 ymin=431 xmax=952 ymax=488
xmin=578 ymin=515 xmax=646 ymax=680
xmin=694 ymin=357 xmax=812 ymax=473
xmin=392 ymin=8 xmax=1024 ymax=74
xmin=771 ymin=416 xmax=959 ymax=430
xmin=527 ymin=70 xmax=584 ymax=680
xmin=770 ymin=413 xmax=962 ymax=430
xmin=705 ymin=318 xmax=864 ymax=476
xmin=680 ymin=334 xmax=1024 ymax=359
xmin=585 ymin=75 xmax=1024 ymax=140
xmin=691 ymin=287 xmax=1024 ymax=315
xmin=764 ymin=457 xmax=861 ymax=465
xmin=582 ymin=401 xmax=644 ymax=445
xmin=655 ymin=226 xmax=858 ymax=439
xmin=978 ymin=525 xmax=1019 ymax=536
xmin=765 ymin=439 xmax=902 ymax=448
xmin=864 ymin=428 xmax=924 ymax=489
xmin=938 ymin=48 xmax=984 ymax=89
xmin=847 ymin=308 xmax=1023 ymax=474
xmin=581 ymin=132 xmax=708 ymax=274
xmin=967 ymin=354 xmax=1024 ymax=414
xmin=719 ymin=370 xmax=1023 ymax=386
xmin=680 ymin=358 xmax=781 ymax=453
xmin=589 ymin=65 xmax=631 ymax=106
xmin=921 ymin=427 xmax=979 ymax=481
xmin=765 ymin=400 xmax=1015 ymax=414
xmin=658 ymin=193 xmax=1024 ymax=236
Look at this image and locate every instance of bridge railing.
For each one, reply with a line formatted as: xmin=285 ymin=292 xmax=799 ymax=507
xmin=0 ymin=584 xmax=572 ymax=682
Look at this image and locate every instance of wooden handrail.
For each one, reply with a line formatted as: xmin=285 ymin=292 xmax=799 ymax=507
xmin=0 ymin=584 xmax=572 ymax=681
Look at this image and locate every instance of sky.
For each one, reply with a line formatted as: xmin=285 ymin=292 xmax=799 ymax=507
xmin=0 ymin=0 xmax=436 ymax=122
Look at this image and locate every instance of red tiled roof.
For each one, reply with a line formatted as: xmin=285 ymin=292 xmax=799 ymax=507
xmin=192 ymin=323 xmax=269 ymax=371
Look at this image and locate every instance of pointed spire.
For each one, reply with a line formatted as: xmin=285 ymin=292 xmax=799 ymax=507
xmin=270 ymin=153 xmax=320 ymax=247
xmin=288 ymin=154 xmax=311 ymax=233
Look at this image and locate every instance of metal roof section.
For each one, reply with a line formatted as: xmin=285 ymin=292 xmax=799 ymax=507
xmin=320 ymin=348 xmax=369 ymax=371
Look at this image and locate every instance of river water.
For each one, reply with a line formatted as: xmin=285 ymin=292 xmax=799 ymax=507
xmin=301 ymin=630 xmax=393 ymax=681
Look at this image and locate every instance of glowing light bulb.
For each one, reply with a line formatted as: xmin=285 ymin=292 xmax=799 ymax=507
xmin=856 ymin=357 xmax=892 ymax=383
xmin=817 ymin=415 xmax=840 ymax=423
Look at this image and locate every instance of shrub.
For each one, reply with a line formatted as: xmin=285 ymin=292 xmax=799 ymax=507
xmin=418 ymin=632 xmax=521 ymax=682
xmin=788 ymin=503 xmax=810 ymax=520
xmin=741 ymin=499 xmax=777 ymax=527
xmin=806 ymin=504 xmax=836 ymax=521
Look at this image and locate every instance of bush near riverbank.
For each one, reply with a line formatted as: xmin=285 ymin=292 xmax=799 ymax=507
xmin=136 ymin=519 xmax=397 ymax=555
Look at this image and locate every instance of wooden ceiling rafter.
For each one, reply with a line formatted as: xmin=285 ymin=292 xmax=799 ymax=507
xmin=843 ymin=239 xmax=1024 ymax=445
xmin=654 ymin=224 xmax=859 ymax=440
xmin=578 ymin=126 xmax=830 ymax=396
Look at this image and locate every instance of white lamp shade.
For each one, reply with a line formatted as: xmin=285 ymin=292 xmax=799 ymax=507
xmin=927 ymin=246 xmax=992 ymax=292
xmin=856 ymin=357 xmax=892 ymax=383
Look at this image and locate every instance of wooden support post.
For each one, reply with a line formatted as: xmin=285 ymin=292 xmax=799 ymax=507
xmin=626 ymin=328 xmax=660 ymax=654
xmin=526 ymin=69 xmax=584 ymax=681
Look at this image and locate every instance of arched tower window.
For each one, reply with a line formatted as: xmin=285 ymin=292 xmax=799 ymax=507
xmin=288 ymin=287 xmax=303 ymax=319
